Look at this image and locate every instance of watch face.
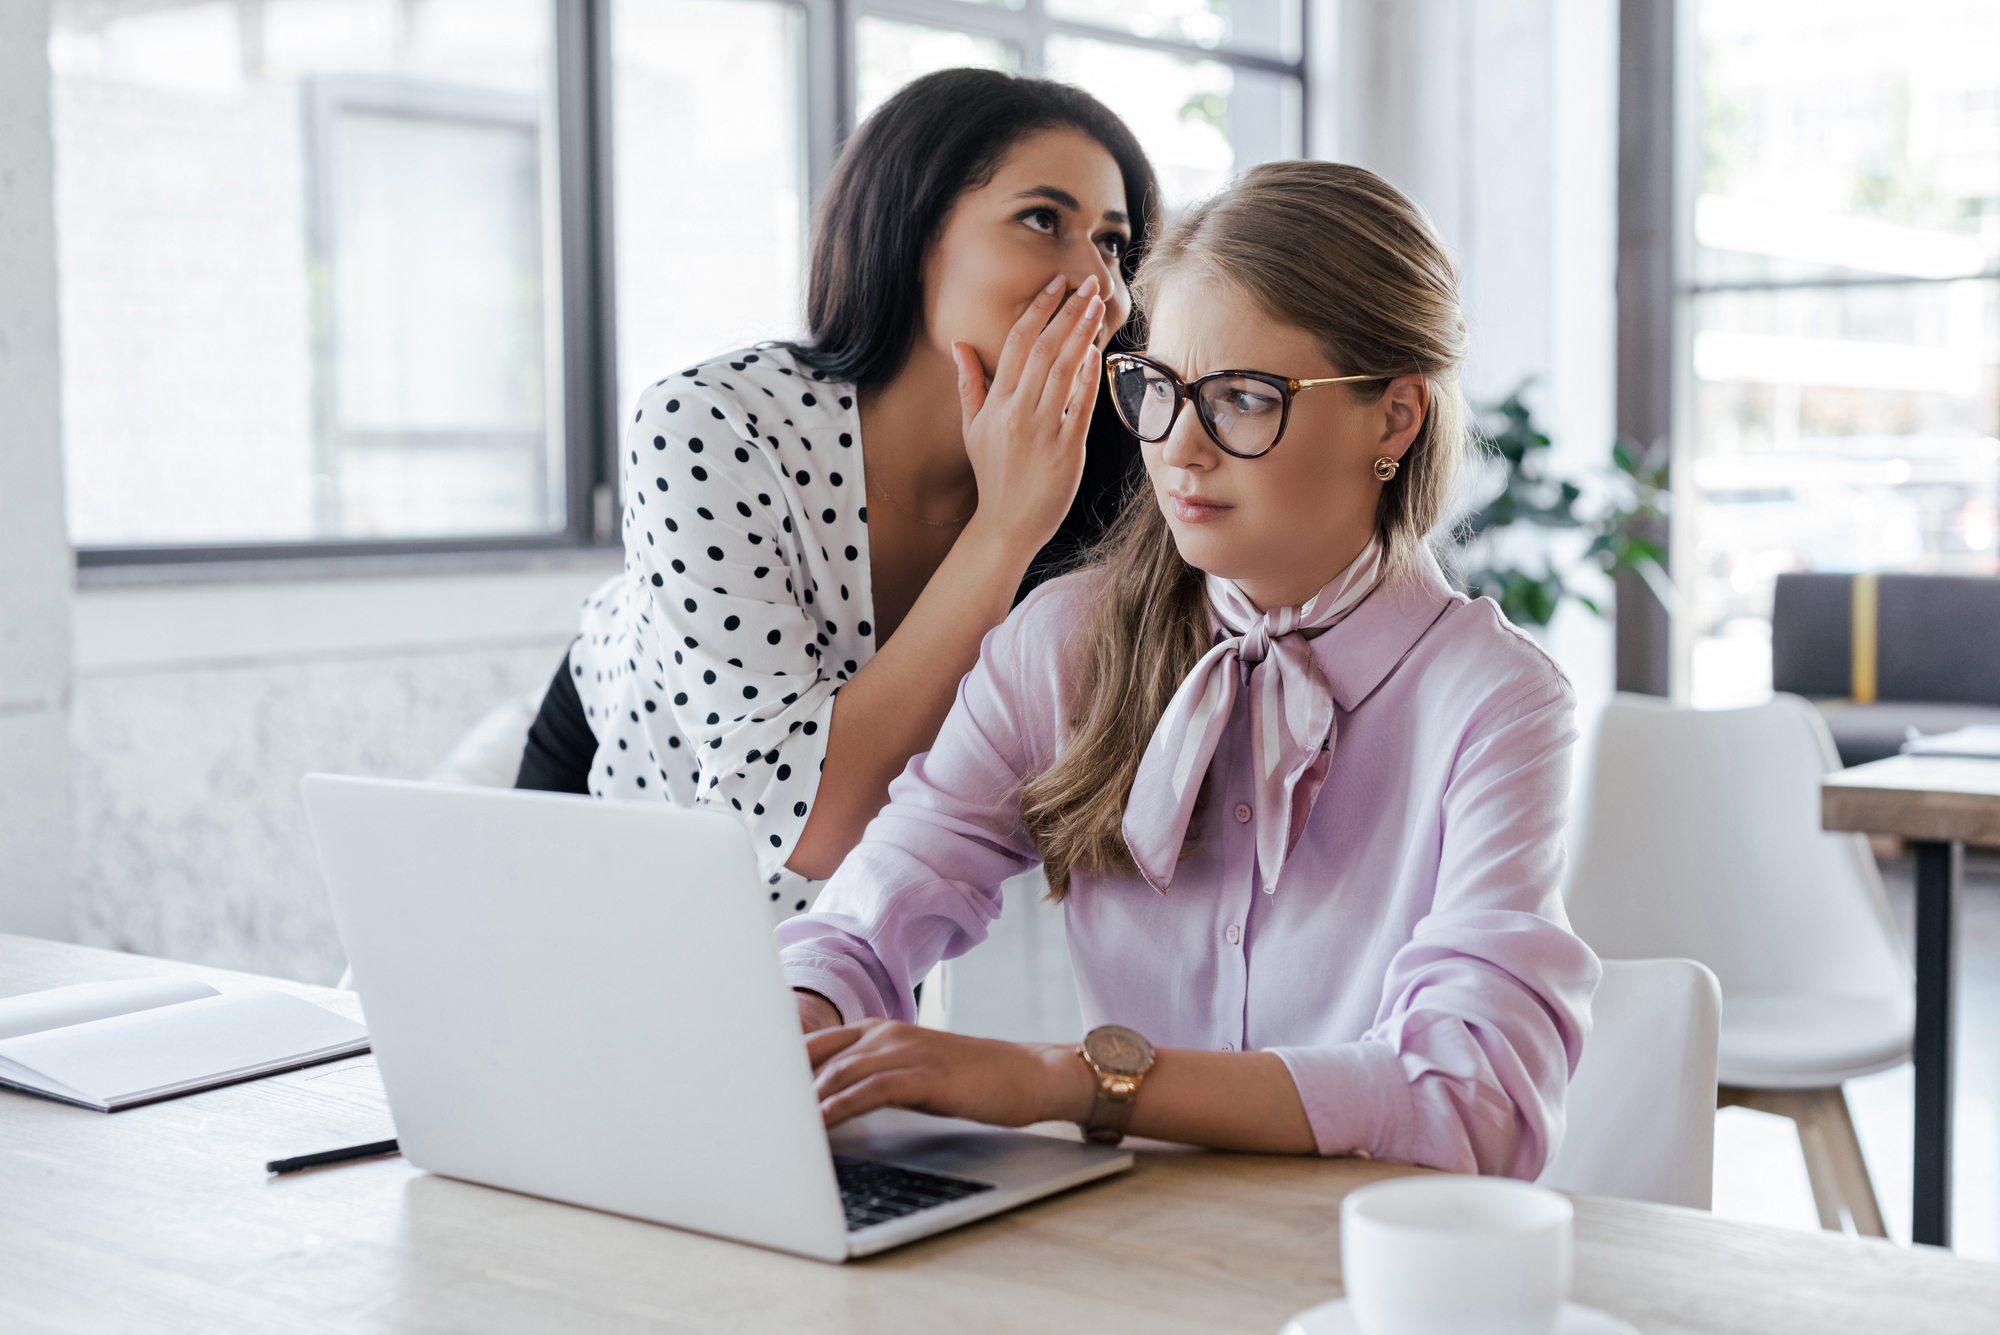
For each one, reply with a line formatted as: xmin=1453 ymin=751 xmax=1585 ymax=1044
xmin=1085 ymin=1025 xmax=1153 ymax=1075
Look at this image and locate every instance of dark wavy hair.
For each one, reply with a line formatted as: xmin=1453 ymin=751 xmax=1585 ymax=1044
xmin=790 ymin=68 xmax=1161 ymax=387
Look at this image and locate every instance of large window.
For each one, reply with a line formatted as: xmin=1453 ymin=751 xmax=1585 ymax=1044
xmin=1681 ymin=0 xmax=2000 ymax=706
xmin=52 ymin=0 xmax=564 ymax=555
xmin=54 ymin=0 xmax=1308 ymax=569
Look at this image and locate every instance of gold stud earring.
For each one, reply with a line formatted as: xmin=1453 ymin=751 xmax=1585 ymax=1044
xmin=1372 ymin=456 xmax=1399 ymax=481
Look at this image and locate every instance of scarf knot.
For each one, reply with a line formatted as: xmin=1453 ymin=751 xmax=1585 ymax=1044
xmin=1121 ymin=540 xmax=1383 ymax=894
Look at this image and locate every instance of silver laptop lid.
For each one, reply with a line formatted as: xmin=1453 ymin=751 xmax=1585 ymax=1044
xmin=302 ymin=775 xmax=850 ymax=1262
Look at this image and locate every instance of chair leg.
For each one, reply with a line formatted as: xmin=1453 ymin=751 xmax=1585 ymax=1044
xmin=1718 ymin=1085 xmax=1888 ymax=1238
xmin=1805 ymin=1088 xmax=1888 ymax=1238
xmin=1792 ymin=1103 xmax=1848 ymax=1239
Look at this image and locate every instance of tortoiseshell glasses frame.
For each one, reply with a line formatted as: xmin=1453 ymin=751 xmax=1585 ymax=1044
xmin=1104 ymin=351 xmax=1389 ymax=459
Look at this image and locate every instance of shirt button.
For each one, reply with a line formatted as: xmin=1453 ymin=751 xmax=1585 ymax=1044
xmin=1234 ymin=803 xmax=1252 ymax=823
xmin=1225 ymin=924 xmax=1242 ymax=945
xmin=1220 ymin=1041 xmax=1235 ymax=1052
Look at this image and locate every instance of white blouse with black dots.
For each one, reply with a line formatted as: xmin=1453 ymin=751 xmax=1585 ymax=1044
xmin=573 ymin=344 xmax=875 ymax=922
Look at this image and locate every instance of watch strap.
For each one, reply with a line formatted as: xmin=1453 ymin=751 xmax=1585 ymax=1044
xmin=1077 ymin=1032 xmax=1150 ymax=1147
xmin=1083 ymin=1083 xmax=1138 ymax=1145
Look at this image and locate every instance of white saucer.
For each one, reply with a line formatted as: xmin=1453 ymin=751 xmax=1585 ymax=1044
xmin=1280 ymin=1299 xmax=1640 ymax=1335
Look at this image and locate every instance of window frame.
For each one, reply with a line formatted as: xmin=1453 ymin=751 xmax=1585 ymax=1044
xmin=72 ymin=0 xmax=1306 ymax=574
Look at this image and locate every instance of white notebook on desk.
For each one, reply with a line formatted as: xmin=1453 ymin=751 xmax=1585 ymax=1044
xmin=1902 ymin=725 xmax=2000 ymax=760
xmin=0 ymin=977 xmax=369 ymax=1112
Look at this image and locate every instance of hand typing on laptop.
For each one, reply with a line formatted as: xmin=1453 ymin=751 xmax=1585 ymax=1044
xmin=798 ymin=1007 xmax=1318 ymax=1154
xmin=806 ymin=1017 xmax=1098 ymax=1133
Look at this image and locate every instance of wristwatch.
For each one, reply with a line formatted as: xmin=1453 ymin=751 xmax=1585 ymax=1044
xmin=1076 ymin=1024 xmax=1156 ymax=1146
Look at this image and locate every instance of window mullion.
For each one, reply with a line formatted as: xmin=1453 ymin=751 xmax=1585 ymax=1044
xmin=1296 ymin=0 xmax=1312 ymax=158
xmin=1022 ymin=0 xmax=1048 ymax=77
xmin=803 ymin=0 xmax=846 ymax=190
xmin=554 ymin=0 xmax=619 ymax=545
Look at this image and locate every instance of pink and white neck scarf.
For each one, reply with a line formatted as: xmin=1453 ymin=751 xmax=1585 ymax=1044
xmin=1121 ymin=539 xmax=1384 ymax=894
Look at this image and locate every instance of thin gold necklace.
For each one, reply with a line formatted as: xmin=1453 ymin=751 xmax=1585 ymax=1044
xmin=868 ymin=468 xmax=975 ymax=528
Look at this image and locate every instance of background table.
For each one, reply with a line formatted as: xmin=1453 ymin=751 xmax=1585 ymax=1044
xmin=7 ymin=934 xmax=2000 ymax=1334
xmin=1823 ymin=754 xmax=2000 ymax=1249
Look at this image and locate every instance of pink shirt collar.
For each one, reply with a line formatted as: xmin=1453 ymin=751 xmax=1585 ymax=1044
xmin=1204 ymin=544 xmax=1459 ymax=713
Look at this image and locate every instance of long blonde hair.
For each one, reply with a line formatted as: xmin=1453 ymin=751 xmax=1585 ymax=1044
xmin=1020 ymin=161 xmax=1471 ymax=899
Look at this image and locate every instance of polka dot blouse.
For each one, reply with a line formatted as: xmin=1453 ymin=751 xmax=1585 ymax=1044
xmin=573 ymin=344 xmax=873 ymax=922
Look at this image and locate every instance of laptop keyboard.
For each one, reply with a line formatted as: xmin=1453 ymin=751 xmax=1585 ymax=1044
xmin=834 ymin=1155 xmax=996 ymax=1232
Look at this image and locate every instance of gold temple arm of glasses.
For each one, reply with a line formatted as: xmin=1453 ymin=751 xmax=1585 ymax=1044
xmin=1287 ymin=373 xmax=1391 ymax=390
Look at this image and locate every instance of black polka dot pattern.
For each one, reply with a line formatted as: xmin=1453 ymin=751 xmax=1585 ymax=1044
xmin=574 ymin=345 xmax=874 ymax=924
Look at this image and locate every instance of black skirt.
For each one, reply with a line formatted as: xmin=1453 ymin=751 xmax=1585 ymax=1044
xmin=514 ymin=650 xmax=598 ymax=794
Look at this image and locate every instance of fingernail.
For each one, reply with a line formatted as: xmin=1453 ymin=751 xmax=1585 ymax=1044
xmin=1086 ymin=296 xmax=1104 ymax=319
xmin=1046 ymin=275 xmax=1066 ymax=295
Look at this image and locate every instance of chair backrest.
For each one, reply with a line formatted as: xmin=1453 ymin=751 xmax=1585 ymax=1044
xmin=1537 ymin=957 xmax=1721 ymax=1209
xmin=1562 ymin=693 xmax=1907 ymax=1001
xmin=1769 ymin=573 xmax=1853 ymax=699
xmin=427 ymin=690 xmax=546 ymax=789
xmin=1773 ymin=571 xmax=2000 ymax=704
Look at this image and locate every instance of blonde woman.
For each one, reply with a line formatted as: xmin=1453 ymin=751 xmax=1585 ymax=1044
xmin=781 ymin=162 xmax=1600 ymax=1177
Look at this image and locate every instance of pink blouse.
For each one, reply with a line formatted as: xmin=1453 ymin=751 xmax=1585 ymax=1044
xmin=776 ymin=549 xmax=1600 ymax=1178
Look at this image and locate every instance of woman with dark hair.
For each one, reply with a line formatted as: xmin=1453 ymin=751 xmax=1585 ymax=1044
xmin=516 ymin=69 xmax=1162 ymax=921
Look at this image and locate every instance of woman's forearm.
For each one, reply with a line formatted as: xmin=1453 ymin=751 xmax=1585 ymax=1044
xmin=786 ymin=518 xmax=1039 ymax=880
xmin=1046 ymin=1045 xmax=1319 ymax=1154
xmin=804 ymin=1018 xmax=1322 ymax=1155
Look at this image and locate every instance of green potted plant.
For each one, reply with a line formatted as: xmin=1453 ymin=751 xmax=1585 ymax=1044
xmin=1452 ymin=386 xmax=1673 ymax=629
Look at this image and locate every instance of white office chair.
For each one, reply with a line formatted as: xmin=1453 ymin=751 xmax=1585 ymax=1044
xmin=427 ymin=690 xmax=546 ymax=789
xmin=1537 ymin=958 xmax=1721 ymax=1209
xmin=1562 ymin=693 xmax=1912 ymax=1235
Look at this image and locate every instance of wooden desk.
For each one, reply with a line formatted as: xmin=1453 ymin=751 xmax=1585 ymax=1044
xmin=1823 ymin=755 xmax=2000 ymax=1249
xmin=7 ymin=935 xmax=2000 ymax=1334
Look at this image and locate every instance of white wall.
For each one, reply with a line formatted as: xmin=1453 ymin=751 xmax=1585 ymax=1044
xmin=1329 ymin=0 xmax=1621 ymax=737
xmin=67 ymin=562 xmax=614 ymax=983
xmin=0 ymin=0 xmax=74 ymax=940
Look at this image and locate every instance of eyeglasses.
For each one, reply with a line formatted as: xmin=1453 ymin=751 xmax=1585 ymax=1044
xmin=1104 ymin=351 xmax=1387 ymax=459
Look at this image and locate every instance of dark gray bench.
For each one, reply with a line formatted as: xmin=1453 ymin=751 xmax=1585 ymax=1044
xmin=1771 ymin=572 xmax=2000 ymax=767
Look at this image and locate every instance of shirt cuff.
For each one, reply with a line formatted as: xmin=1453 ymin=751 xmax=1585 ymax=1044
xmin=1268 ymin=1039 xmax=1415 ymax=1162
xmin=781 ymin=962 xmax=882 ymax=1028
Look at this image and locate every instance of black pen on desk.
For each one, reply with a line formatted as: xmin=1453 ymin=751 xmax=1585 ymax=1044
xmin=266 ymin=1138 xmax=400 ymax=1175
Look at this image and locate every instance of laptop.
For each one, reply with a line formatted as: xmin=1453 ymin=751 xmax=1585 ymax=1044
xmin=301 ymin=774 xmax=1131 ymax=1262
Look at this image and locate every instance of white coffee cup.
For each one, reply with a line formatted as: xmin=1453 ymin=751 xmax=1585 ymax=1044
xmin=1340 ymin=1176 xmax=1574 ymax=1335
